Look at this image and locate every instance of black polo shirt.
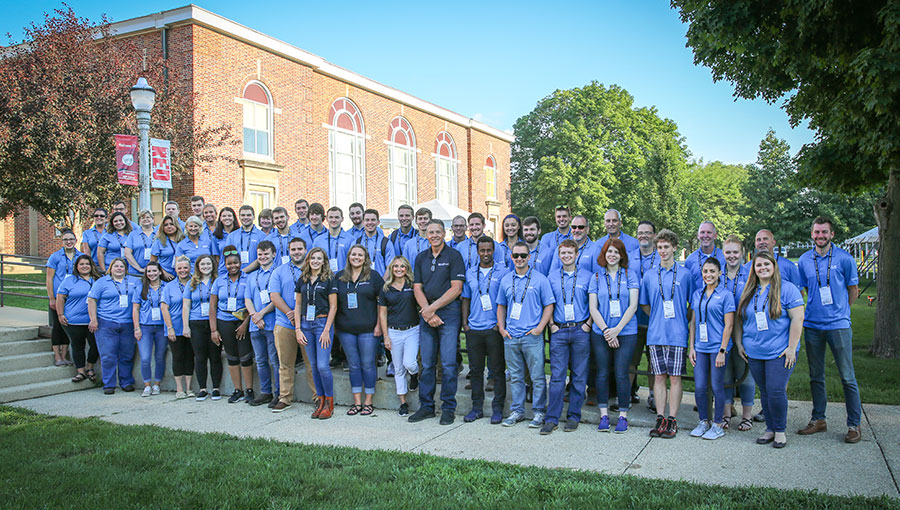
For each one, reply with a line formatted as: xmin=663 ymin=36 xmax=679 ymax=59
xmin=413 ymin=243 xmax=465 ymax=316
xmin=378 ymin=282 xmax=419 ymax=329
xmin=294 ymin=276 xmax=334 ymax=317
xmin=330 ymin=270 xmax=384 ymax=334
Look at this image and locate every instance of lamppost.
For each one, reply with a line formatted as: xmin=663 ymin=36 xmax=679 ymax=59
xmin=129 ymin=77 xmax=156 ymax=212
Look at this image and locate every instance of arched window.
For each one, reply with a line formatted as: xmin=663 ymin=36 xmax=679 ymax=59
xmin=242 ymin=81 xmax=273 ymax=157
xmin=327 ymin=98 xmax=366 ymax=213
xmin=484 ymin=155 xmax=497 ymax=199
xmin=388 ymin=117 xmax=417 ymax=211
xmin=434 ymin=131 xmax=458 ymax=206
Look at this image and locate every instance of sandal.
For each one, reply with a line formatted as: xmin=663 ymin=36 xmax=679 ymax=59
xmin=347 ymin=404 xmax=361 ymax=416
xmin=71 ymin=372 xmax=88 ymax=383
xmin=86 ymin=369 xmax=97 ymax=382
xmin=360 ymin=404 xmax=374 ymax=416
xmin=738 ymin=418 xmax=753 ymax=431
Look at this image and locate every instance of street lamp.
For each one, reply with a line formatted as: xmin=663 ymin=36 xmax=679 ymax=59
xmin=130 ymin=77 xmax=156 ymax=212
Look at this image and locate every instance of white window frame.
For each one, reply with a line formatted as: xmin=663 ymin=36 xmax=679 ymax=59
xmin=434 ymin=133 xmax=458 ymax=206
xmin=241 ymin=81 xmax=274 ymax=160
xmin=484 ymin=156 xmax=498 ymax=200
xmin=327 ymin=98 xmax=366 ymax=211
xmin=386 ymin=117 xmax=417 ymax=211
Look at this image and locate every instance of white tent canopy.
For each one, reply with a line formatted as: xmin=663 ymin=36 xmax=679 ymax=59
xmin=380 ymin=199 xmax=472 ymax=229
xmin=844 ymin=226 xmax=878 ymax=245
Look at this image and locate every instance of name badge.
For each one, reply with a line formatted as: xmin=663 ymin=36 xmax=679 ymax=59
xmin=143 ymin=250 xmax=151 ymax=261
xmin=118 ymin=294 xmax=128 ymax=308
xmin=329 ymin=258 xmax=339 ymax=272
xmin=306 ymin=305 xmax=316 ymax=321
xmin=281 ymin=255 xmax=290 ymax=264
xmin=755 ymin=311 xmax=769 ymax=331
xmin=240 ymin=251 xmax=250 ymax=264
xmin=347 ymin=292 xmax=358 ymax=309
xmin=510 ymin=302 xmax=523 ymax=321
xmin=663 ymin=300 xmax=675 ymax=319
xmin=819 ymin=286 xmax=834 ymax=306
xmin=151 ymin=307 xmax=161 ymax=321
xmin=699 ymin=323 xmax=709 ymax=342
xmin=227 ymin=297 xmax=237 ymax=311
xmin=564 ymin=303 xmax=575 ymax=322
xmin=200 ymin=302 xmax=210 ymax=317
xmin=480 ymin=294 xmax=492 ymax=312
xmin=609 ymin=300 xmax=621 ymax=318
xmin=259 ymin=290 xmax=270 ymax=304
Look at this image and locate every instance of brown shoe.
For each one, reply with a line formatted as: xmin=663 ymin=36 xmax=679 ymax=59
xmin=318 ymin=397 xmax=334 ymax=420
xmin=311 ymin=397 xmax=325 ymax=419
xmin=271 ymin=401 xmax=292 ymax=413
xmin=797 ymin=419 xmax=827 ymax=435
xmin=845 ymin=426 xmax=861 ymax=443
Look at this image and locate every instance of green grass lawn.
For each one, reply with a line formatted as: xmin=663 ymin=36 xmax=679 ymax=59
xmin=1 ymin=406 xmax=896 ymax=510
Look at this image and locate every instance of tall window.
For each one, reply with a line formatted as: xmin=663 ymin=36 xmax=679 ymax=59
xmin=248 ymin=184 xmax=274 ymax=213
xmin=484 ymin=155 xmax=497 ymax=199
xmin=242 ymin=82 xmax=272 ymax=158
xmin=434 ymin=131 xmax=458 ymax=206
xmin=328 ymin=98 xmax=366 ymax=214
xmin=388 ymin=117 xmax=417 ymax=210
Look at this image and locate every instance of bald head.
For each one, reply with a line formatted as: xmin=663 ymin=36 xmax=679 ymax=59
xmin=697 ymin=221 xmax=718 ymax=252
xmin=754 ymin=229 xmax=776 ymax=254
xmin=604 ymin=209 xmax=623 ymax=236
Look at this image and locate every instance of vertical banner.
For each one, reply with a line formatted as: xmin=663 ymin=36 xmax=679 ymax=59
xmin=150 ymin=138 xmax=172 ymax=189
xmin=114 ymin=134 xmax=139 ymax=186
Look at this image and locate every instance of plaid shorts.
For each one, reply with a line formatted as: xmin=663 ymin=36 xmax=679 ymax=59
xmin=649 ymin=345 xmax=686 ymax=376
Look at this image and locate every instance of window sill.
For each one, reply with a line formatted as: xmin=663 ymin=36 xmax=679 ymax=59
xmin=238 ymin=158 xmax=284 ymax=173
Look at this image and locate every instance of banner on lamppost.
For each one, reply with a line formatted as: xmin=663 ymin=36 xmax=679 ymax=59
xmin=114 ymin=134 xmax=139 ymax=186
xmin=150 ymin=138 xmax=172 ymax=189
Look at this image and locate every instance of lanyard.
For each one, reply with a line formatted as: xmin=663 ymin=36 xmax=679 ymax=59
xmin=560 ymin=268 xmax=577 ymax=305
xmin=258 ymin=268 xmax=272 ymax=294
xmin=92 ymin=229 xmax=100 ymax=245
xmin=363 ymin=233 xmax=379 ymax=255
xmin=813 ymin=245 xmax=833 ymax=288
xmin=288 ymin=264 xmax=300 ymax=285
xmin=226 ymin=275 xmax=239 ymax=299
xmin=658 ymin=265 xmax=677 ymax=300
xmin=114 ymin=232 xmax=124 ymax=249
xmin=640 ymin=251 xmax=656 ymax=278
xmin=149 ymin=285 xmax=160 ymax=308
xmin=63 ymin=251 xmax=75 ymax=276
xmin=477 ymin=266 xmax=495 ymax=296
xmin=725 ymin=266 xmax=743 ymax=299
xmin=511 ymin=269 xmax=533 ymax=304
xmin=699 ymin=248 xmax=718 ymax=266
xmin=199 ymin=280 xmax=210 ymax=304
xmin=753 ymin=285 xmax=770 ymax=313
xmin=699 ymin=285 xmax=716 ymax=324
xmin=305 ymin=275 xmax=321 ymax=307
xmin=604 ymin=267 xmax=622 ymax=301
xmin=467 ymin=240 xmax=475 ymax=267
xmin=141 ymin=231 xmax=152 ymax=250
xmin=327 ymin=234 xmax=338 ymax=258
xmin=575 ymin=240 xmax=589 ymax=268
xmin=309 ymin=227 xmax=325 ymax=243
xmin=111 ymin=277 xmax=127 ymax=297
xmin=555 ymin=229 xmax=570 ymax=246
xmin=77 ymin=276 xmax=94 ymax=294
xmin=240 ymin=229 xmax=251 ymax=252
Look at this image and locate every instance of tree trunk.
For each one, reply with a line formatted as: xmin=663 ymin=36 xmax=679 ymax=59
xmin=871 ymin=168 xmax=900 ymax=358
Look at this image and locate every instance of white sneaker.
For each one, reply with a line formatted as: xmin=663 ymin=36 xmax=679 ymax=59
xmin=151 ymin=384 xmax=161 ymax=395
xmin=702 ymin=423 xmax=726 ymax=440
xmin=175 ymin=391 xmax=187 ymax=399
xmin=690 ymin=420 xmax=711 ymax=437
xmin=529 ymin=412 xmax=546 ymax=428
xmin=502 ymin=410 xmax=525 ymax=427
xmin=141 ymin=386 xmax=152 ymax=397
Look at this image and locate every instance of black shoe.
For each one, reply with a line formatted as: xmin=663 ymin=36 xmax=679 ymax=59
xmin=408 ymin=407 xmax=436 ymax=423
xmin=440 ymin=410 xmax=455 ymax=425
xmin=398 ymin=403 xmax=409 ymax=417
xmin=243 ymin=389 xmax=256 ymax=404
xmin=329 ymin=358 xmax=341 ymax=368
xmin=122 ymin=385 xmax=135 ymax=392
xmin=540 ymin=422 xmax=558 ymax=435
xmin=376 ymin=355 xmax=387 ymax=367
xmin=631 ymin=393 xmax=640 ymax=404
xmin=661 ymin=416 xmax=677 ymax=438
xmin=103 ymin=388 xmax=115 ymax=395
xmin=227 ymin=389 xmax=244 ymax=403
xmin=267 ymin=397 xmax=279 ymax=409
xmin=211 ymin=389 xmax=222 ymax=400
xmin=342 ymin=361 xmax=349 ymax=372
xmin=409 ymin=373 xmax=419 ymax=391
xmin=564 ymin=420 xmax=579 ymax=432
xmin=610 ymin=402 xmax=620 ymax=412
xmin=250 ymin=393 xmax=273 ymax=406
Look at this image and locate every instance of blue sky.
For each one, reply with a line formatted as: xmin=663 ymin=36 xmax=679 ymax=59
xmin=5 ymin=1 xmax=814 ymax=165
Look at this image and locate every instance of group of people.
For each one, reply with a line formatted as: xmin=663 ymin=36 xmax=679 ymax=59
xmin=45 ymin=199 xmax=863 ymax=446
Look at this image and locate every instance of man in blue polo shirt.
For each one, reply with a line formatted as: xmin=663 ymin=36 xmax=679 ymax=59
xmin=244 ymin=240 xmax=279 ymax=408
xmin=796 ymin=216 xmax=862 ymax=443
xmin=299 ymin=203 xmax=328 ymax=250
xmin=226 ymin=205 xmax=266 ymax=273
xmin=497 ymin=242 xmax=555 ymax=428
xmin=548 ymin=215 xmax=598 ymax=274
xmin=355 ymin=209 xmax=395 ymax=276
xmin=389 ymin=204 xmax=417 ymax=257
xmin=266 ymin=207 xmax=293 ymax=267
xmin=630 ymin=220 xmax=658 ymax=407
xmin=597 ymin=209 xmax=640 ymax=254
xmin=639 ymin=229 xmax=693 ymax=439
xmin=684 ymin=221 xmax=726 ymax=292
xmin=402 ymin=207 xmax=432 ymax=265
xmin=290 ymin=199 xmax=309 ymax=238
xmin=347 ymin=202 xmax=366 ymax=239
xmin=448 ymin=216 xmax=468 ymax=249
xmin=742 ymin=229 xmax=802 ymax=287
xmin=408 ymin=219 xmax=466 ymax=425
xmin=456 ymin=212 xmax=502 ymax=271
xmin=313 ymin=206 xmax=352 ymax=273
xmin=538 ymin=205 xmax=572 ymax=254
xmin=523 ymin=216 xmax=551 ymax=275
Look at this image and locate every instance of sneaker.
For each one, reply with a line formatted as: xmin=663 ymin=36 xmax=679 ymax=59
xmin=271 ymin=401 xmax=291 ymax=412
xmin=408 ymin=407 xmax=436 ymax=423
xmin=540 ymin=422 xmax=558 ymax=435
xmin=243 ymin=388 xmax=255 ymax=403
xmin=528 ymin=412 xmax=545 ymax=428
xmin=386 ymin=363 xmax=395 ymax=378
xmin=502 ymin=411 xmax=525 ymax=427
xmin=227 ymin=389 xmax=244 ymax=403
xmin=196 ymin=389 xmax=209 ymax=401
xmin=408 ymin=373 xmax=419 ymax=391
xmin=490 ymin=410 xmax=503 ymax=425
xmin=210 ymin=389 xmax=222 ymax=400
xmin=141 ymin=386 xmax=152 ymax=397
xmin=661 ymin=417 xmax=678 ymax=438
xmin=564 ymin=420 xmax=579 ymax=432
xmin=250 ymin=393 xmax=273 ymax=407
xmin=650 ymin=415 xmax=666 ymax=437
xmin=440 ymin=410 xmax=455 ymax=425
xmin=151 ymin=384 xmax=161 ymax=395
xmin=691 ymin=420 xmax=712 ymax=437
xmin=342 ymin=361 xmax=349 ymax=372
xmin=464 ymin=409 xmax=484 ymax=422
xmin=614 ymin=416 xmax=629 ymax=433
xmin=597 ymin=415 xmax=610 ymax=432
xmin=631 ymin=393 xmax=640 ymax=404
xmin=186 ymin=390 xmax=196 ymax=398
xmin=175 ymin=391 xmax=187 ymax=399
xmin=398 ymin=403 xmax=409 ymax=417
xmin=702 ymin=423 xmax=725 ymax=440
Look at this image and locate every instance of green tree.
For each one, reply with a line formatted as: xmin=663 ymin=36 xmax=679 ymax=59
xmin=673 ymin=0 xmax=900 ymax=356
xmin=682 ymin=159 xmax=749 ymax=249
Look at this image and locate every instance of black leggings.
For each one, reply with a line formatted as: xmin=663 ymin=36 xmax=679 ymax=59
xmin=62 ymin=324 xmax=98 ymax=369
xmin=49 ymin=308 xmax=69 ymax=346
xmin=219 ymin=320 xmax=253 ymax=367
xmin=189 ymin=320 xmax=222 ymax=390
xmin=170 ymin=335 xmax=194 ymax=377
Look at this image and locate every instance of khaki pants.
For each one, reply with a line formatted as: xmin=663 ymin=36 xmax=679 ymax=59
xmin=274 ymin=325 xmax=317 ymax=404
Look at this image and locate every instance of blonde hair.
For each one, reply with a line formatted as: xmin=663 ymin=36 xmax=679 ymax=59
xmin=737 ymin=251 xmax=782 ymax=320
xmin=105 ymin=257 xmax=128 ymax=276
xmin=157 ymin=214 xmax=185 ymax=246
xmin=301 ymin=247 xmax=334 ymax=283
xmin=382 ymin=256 xmax=413 ymax=291
xmin=339 ymin=245 xmax=372 ymax=283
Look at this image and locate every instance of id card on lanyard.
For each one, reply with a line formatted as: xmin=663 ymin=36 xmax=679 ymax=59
xmin=113 ymin=279 xmax=128 ymax=308
xmin=560 ymin=268 xmax=577 ymax=322
xmin=698 ymin=289 xmax=712 ymax=342
xmin=305 ymin=279 xmax=319 ymax=321
xmin=347 ymin=278 xmax=359 ymax=309
xmin=142 ymin=233 xmax=152 ymax=261
xmin=150 ymin=287 xmax=161 ymax=321
xmin=815 ymin=246 xmax=834 ymax=305
xmin=477 ymin=267 xmax=494 ymax=312
xmin=226 ymin=277 xmax=238 ymax=311
xmin=509 ymin=270 xmax=532 ymax=321
xmin=605 ymin=268 xmax=623 ymax=318
xmin=754 ymin=286 xmax=769 ymax=332
xmin=200 ymin=282 xmax=210 ymax=317
xmin=659 ymin=265 xmax=677 ymax=319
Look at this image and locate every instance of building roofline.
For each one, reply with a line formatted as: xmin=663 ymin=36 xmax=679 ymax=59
xmin=108 ymin=4 xmax=515 ymax=143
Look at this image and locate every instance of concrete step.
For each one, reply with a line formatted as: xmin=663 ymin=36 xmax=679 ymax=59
xmin=0 ymin=352 xmax=56 ymax=371
xmin=0 ymin=327 xmax=40 ymax=343
xmin=0 ymin=338 xmax=50 ymax=357
xmin=0 ymin=378 xmax=92 ymax=403
xmin=0 ymin=365 xmax=77 ymax=389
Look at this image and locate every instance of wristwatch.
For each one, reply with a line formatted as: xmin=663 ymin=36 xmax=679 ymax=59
xmin=719 ymin=348 xmax=726 ymax=354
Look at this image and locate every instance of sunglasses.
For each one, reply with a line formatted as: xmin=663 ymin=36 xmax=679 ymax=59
xmin=222 ymin=250 xmax=239 ymax=256
xmin=555 ymin=205 xmax=569 ymax=210
xmin=571 ymin=225 xmax=586 ymax=230
xmin=93 ymin=214 xmax=107 ymax=218
xmin=511 ymin=253 xmax=529 ymax=259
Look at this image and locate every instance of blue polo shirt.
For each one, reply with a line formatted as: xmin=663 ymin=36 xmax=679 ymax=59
xmin=496 ymin=240 xmax=516 ymax=270
xmin=313 ymin=230 xmax=352 ymax=273
xmin=289 ymin=220 xmax=309 ymax=239
xmin=461 ymin=264 xmax=509 ymax=330
xmin=46 ymin=248 xmax=82 ymax=294
xmin=742 ymin=254 xmax=802 ymax=288
xmin=87 ymin=275 xmax=139 ymax=322
xmin=266 ymin=230 xmax=294 ymax=267
xmin=547 ymin=239 xmax=600 ymax=274
xmin=182 ymin=279 xmax=213 ymax=321
xmin=740 ymin=282 xmax=804 ymax=360
xmin=588 ymin=266 xmax=641 ymax=336
xmin=226 ymin=226 xmax=266 ymax=271
xmin=691 ymin=285 xmax=736 ymax=353
xmin=639 ymin=263 xmax=694 ymax=347
xmin=160 ymin=279 xmax=187 ymax=333
xmin=455 ymin=237 xmax=504 ymax=272
xmin=81 ymin=227 xmax=104 ymax=265
xmin=125 ymin=229 xmax=156 ymax=275
xmin=174 ymin=237 xmax=213 ymax=269
xmin=269 ymin=262 xmax=303 ymax=329
xmin=629 ymin=249 xmax=659 ymax=327
xmin=246 ymin=265 xmax=276 ymax=332
xmin=538 ymin=228 xmax=572 ymax=254
xmin=150 ymin=237 xmax=177 ymax=275
xmin=530 ymin=244 xmax=552 ymax=275
xmin=596 ymin=232 xmax=640 ymax=254
xmin=497 ymin=269 xmax=556 ymax=338
xmin=402 ymin=236 xmax=430 ymax=267
xmin=548 ymin=267 xmax=593 ymax=325
xmin=797 ymin=244 xmax=858 ymax=330
xmin=98 ymin=231 xmax=127 ymax=263
xmin=389 ymin=227 xmax=418 ymax=259
xmin=721 ymin=266 xmax=748 ymax=305
xmin=348 ymin=225 xmax=365 ymax=240
xmin=300 ymin=225 xmax=328 ymax=253
xmin=132 ymin=284 xmax=164 ymax=326
xmin=684 ymin=247 xmax=727 ymax=292
xmin=209 ymin=273 xmax=247 ymax=322
xmin=354 ymin=231 xmax=396 ymax=277
xmin=56 ymin=275 xmax=94 ymax=325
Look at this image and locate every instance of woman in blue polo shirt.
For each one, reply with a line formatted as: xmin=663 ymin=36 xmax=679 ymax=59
xmin=81 ymin=208 xmax=107 ymax=265
xmin=175 ymin=216 xmax=213 ymax=269
xmin=132 ymin=262 xmax=167 ymax=397
xmin=151 ymin=214 xmax=184 ymax=281
xmin=209 ymin=246 xmax=253 ymax=404
xmin=97 ymin=212 xmax=132 ymax=272
xmin=56 ymin=254 xmax=100 ymax=382
xmin=46 ymin=229 xmax=82 ymax=366
xmin=87 ymin=257 xmax=140 ymax=394
xmin=688 ymin=258 xmax=736 ymax=440
xmin=295 ymin=247 xmax=338 ymax=419
xmin=123 ymin=209 xmax=156 ymax=277
xmin=721 ymin=235 xmax=755 ymax=431
xmin=588 ymin=238 xmax=640 ymax=433
xmin=735 ymin=252 xmax=804 ymax=449
xmin=182 ymin=254 xmax=221 ymax=401
xmin=211 ymin=207 xmax=238 ymax=271
xmin=161 ymin=255 xmax=194 ymax=399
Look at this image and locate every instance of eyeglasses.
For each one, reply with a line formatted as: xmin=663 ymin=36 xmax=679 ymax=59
xmin=511 ymin=253 xmax=529 ymax=259
xmin=93 ymin=214 xmax=106 ymax=218
xmin=62 ymin=238 xmax=77 ymax=242
xmin=571 ymin=225 xmax=586 ymax=230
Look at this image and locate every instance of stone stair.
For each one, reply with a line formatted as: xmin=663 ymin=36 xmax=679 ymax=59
xmin=0 ymin=326 xmax=93 ymax=403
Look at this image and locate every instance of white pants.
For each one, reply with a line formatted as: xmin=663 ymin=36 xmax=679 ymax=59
xmin=389 ymin=326 xmax=419 ymax=395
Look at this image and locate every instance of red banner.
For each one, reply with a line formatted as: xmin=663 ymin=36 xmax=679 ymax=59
xmin=115 ymin=134 xmax=139 ymax=186
xmin=150 ymin=138 xmax=172 ymax=189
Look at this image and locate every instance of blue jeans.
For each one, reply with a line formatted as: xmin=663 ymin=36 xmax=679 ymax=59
xmin=138 ymin=324 xmax=167 ymax=383
xmin=303 ymin=318 xmax=333 ymax=397
xmin=337 ymin=330 xmax=377 ymax=394
xmin=547 ymin=326 xmax=590 ymax=423
xmin=591 ymin=332 xmax=637 ymax=412
xmin=805 ymin=327 xmax=861 ymax=427
xmin=419 ymin=311 xmax=461 ymax=412
xmin=95 ymin=318 xmax=136 ymax=389
xmin=505 ymin=333 xmax=547 ymax=415
xmin=724 ymin=348 xmax=755 ymax=406
xmin=694 ymin=351 xmax=727 ymax=422
xmin=748 ymin=357 xmax=795 ymax=433
xmin=250 ymin=330 xmax=279 ymax=396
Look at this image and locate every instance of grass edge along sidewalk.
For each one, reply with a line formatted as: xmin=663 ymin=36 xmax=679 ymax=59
xmin=1 ymin=407 xmax=897 ymax=509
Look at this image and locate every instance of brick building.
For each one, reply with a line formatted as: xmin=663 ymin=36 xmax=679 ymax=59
xmin=2 ymin=5 xmax=513 ymax=257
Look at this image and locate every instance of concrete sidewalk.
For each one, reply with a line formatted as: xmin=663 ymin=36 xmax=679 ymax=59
xmin=10 ymin=389 xmax=899 ymax=499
